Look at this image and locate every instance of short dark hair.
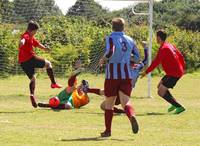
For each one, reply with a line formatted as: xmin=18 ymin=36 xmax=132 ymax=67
xmin=27 ymin=21 xmax=39 ymax=31
xmin=156 ymin=29 xmax=167 ymax=41
xmin=112 ymin=18 xmax=125 ymax=32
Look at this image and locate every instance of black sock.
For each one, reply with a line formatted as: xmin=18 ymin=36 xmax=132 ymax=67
xmin=46 ymin=68 xmax=56 ymax=84
xmin=29 ymin=80 xmax=35 ymax=95
xmin=113 ymin=107 xmax=125 ymax=113
xmin=162 ymin=90 xmax=182 ymax=107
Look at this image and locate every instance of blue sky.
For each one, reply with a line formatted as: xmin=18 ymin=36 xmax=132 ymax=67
xmin=55 ymin=0 xmax=137 ymax=14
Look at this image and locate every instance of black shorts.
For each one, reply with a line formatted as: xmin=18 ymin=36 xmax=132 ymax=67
xmin=20 ymin=56 xmax=45 ymax=79
xmin=161 ymin=75 xmax=180 ymax=89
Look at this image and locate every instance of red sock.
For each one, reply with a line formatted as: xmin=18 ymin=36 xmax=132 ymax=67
xmin=104 ymin=109 xmax=113 ymax=133
xmin=124 ymin=104 xmax=135 ymax=119
xmin=87 ymin=88 xmax=100 ymax=95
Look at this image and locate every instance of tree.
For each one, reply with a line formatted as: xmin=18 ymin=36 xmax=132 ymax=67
xmin=13 ymin=0 xmax=62 ymax=22
xmin=0 ymin=0 xmax=14 ymax=23
xmin=67 ymin=0 xmax=108 ymax=26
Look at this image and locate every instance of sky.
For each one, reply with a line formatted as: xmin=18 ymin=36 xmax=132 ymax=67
xmin=55 ymin=0 xmax=137 ymax=14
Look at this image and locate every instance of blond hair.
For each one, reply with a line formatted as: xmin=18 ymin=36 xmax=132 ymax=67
xmin=112 ymin=18 xmax=125 ymax=32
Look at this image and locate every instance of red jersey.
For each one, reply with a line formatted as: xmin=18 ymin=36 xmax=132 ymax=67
xmin=146 ymin=42 xmax=185 ymax=77
xmin=18 ymin=31 xmax=40 ymax=63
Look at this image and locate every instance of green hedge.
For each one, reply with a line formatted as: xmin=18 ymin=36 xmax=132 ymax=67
xmin=0 ymin=16 xmax=199 ymax=77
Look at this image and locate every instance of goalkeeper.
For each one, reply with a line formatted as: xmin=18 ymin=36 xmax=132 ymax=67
xmin=38 ymin=61 xmax=89 ymax=109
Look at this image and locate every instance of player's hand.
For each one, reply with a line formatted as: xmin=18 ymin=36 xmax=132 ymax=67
xmin=99 ymin=57 xmax=105 ymax=67
xmin=142 ymin=41 xmax=148 ymax=48
xmin=74 ymin=59 xmax=82 ymax=69
xmin=45 ymin=47 xmax=51 ymax=52
xmin=140 ymin=71 xmax=146 ymax=78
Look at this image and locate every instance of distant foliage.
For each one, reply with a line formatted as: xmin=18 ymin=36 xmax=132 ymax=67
xmin=0 ymin=0 xmax=200 ymax=77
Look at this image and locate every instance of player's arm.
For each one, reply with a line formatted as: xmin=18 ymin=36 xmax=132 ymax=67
xmin=37 ymin=43 xmax=50 ymax=52
xmin=131 ymin=41 xmax=140 ymax=64
xmin=32 ymin=37 xmax=50 ymax=52
xmin=99 ymin=36 xmax=115 ymax=66
xmin=141 ymin=48 xmax=162 ymax=78
xmin=141 ymin=41 xmax=148 ymax=65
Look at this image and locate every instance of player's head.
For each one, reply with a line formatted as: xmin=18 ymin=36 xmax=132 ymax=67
xmin=27 ymin=20 xmax=39 ymax=36
xmin=156 ymin=29 xmax=167 ymax=44
xmin=112 ymin=18 xmax=125 ymax=32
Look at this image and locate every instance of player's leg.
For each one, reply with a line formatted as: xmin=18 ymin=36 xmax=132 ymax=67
xmin=38 ymin=102 xmax=50 ymax=108
xmin=158 ymin=76 xmax=185 ymax=114
xmin=44 ymin=59 xmax=62 ymax=88
xmin=51 ymin=103 xmax=72 ymax=110
xmin=21 ymin=59 xmax=37 ymax=108
xmin=119 ymin=79 xmax=139 ymax=134
xmin=113 ymin=93 xmax=125 ymax=114
xmin=101 ymin=96 xmax=116 ymax=137
xmin=29 ymin=76 xmax=37 ymax=108
xmin=101 ymin=79 xmax=118 ymax=137
xmin=101 ymin=99 xmax=125 ymax=114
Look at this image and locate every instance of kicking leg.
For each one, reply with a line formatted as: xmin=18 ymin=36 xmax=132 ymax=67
xmin=45 ymin=60 xmax=62 ymax=88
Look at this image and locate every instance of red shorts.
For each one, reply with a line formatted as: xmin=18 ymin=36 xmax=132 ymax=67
xmin=104 ymin=79 xmax=132 ymax=97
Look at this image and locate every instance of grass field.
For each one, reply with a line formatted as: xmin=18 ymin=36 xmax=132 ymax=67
xmin=0 ymin=73 xmax=200 ymax=146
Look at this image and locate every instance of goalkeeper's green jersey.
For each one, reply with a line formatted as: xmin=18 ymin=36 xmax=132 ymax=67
xmin=57 ymin=89 xmax=73 ymax=105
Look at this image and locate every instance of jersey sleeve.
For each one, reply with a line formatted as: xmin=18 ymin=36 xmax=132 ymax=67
xmin=145 ymin=48 xmax=163 ymax=74
xmin=104 ymin=36 xmax=115 ymax=58
xmin=33 ymin=37 xmax=40 ymax=47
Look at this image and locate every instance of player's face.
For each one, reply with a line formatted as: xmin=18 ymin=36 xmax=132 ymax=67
xmin=156 ymin=35 xmax=161 ymax=44
xmin=30 ymin=30 xmax=37 ymax=36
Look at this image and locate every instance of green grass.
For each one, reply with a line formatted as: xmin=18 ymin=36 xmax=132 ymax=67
xmin=0 ymin=73 xmax=200 ymax=146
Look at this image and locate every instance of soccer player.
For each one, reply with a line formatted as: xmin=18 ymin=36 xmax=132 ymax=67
xmin=38 ymin=63 xmax=90 ymax=110
xmin=98 ymin=18 xmax=140 ymax=137
xmin=18 ymin=21 xmax=62 ymax=108
xmin=84 ymin=44 xmax=148 ymax=114
xmin=141 ymin=29 xmax=186 ymax=114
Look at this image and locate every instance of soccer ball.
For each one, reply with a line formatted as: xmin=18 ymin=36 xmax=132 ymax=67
xmin=49 ymin=97 xmax=60 ymax=108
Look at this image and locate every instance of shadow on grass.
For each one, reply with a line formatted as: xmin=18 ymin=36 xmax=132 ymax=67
xmin=0 ymin=111 xmax=34 ymax=114
xmin=60 ymin=136 xmax=133 ymax=142
xmin=136 ymin=112 xmax=167 ymax=116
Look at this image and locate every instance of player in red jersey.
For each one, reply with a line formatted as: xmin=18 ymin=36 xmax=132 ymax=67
xmin=18 ymin=21 xmax=62 ymax=108
xmin=141 ymin=29 xmax=186 ymax=114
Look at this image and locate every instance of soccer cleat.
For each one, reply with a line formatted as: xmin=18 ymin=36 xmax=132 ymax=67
xmin=81 ymin=80 xmax=89 ymax=93
xmin=130 ymin=116 xmax=139 ymax=134
xmin=30 ymin=95 xmax=37 ymax=108
xmin=51 ymin=83 xmax=62 ymax=89
xmin=168 ymin=105 xmax=176 ymax=112
xmin=174 ymin=106 xmax=186 ymax=114
xmin=38 ymin=103 xmax=50 ymax=108
xmin=100 ymin=131 xmax=111 ymax=137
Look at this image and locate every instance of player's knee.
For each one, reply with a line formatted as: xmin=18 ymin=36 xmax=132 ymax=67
xmin=100 ymin=102 xmax=105 ymax=111
xmin=45 ymin=60 xmax=52 ymax=68
xmin=157 ymin=90 xmax=164 ymax=97
xmin=30 ymin=76 xmax=36 ymax=82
